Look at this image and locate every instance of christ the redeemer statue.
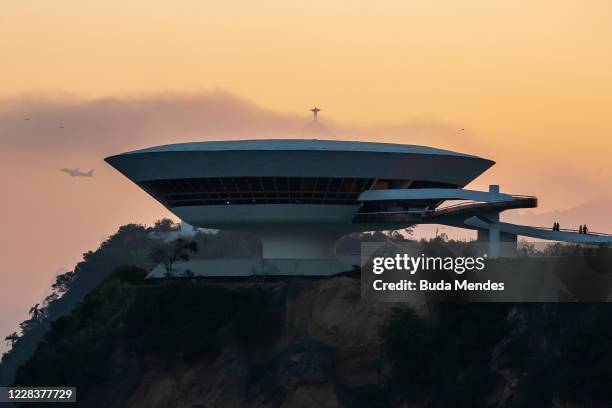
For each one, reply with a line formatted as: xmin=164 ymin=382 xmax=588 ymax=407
xmin=310 ymin=106 xmax=321 ymax=121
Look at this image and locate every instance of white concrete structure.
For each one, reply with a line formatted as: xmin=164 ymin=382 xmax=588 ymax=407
xmin=106 ymin=139 xmax=612 ymax=275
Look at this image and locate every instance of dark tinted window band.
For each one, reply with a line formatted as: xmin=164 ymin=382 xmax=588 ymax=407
xmin=138 ymin=177 xmax=458 ymax=208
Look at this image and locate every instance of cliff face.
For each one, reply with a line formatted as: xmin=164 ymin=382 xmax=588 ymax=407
xmin=12 ymin=268 xmax=612 ymax=407
xmin=8 ymin=223 xmax=612 ymax=406
xmin=124 ymin=277 xmax=426 ymax=408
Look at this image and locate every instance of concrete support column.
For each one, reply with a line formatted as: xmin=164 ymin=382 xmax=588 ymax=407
xmin=486 ymin=184 xmax=502 ymax=258
xmin=253 ymin=226 xmax=343 ymax=259
xmin=488 ymin=222 xmax=500 ymax=258
xmin=500 ymin=232 xmax=518 ymax=257
xmin=476 ymin=228 xmax=488 ymax=256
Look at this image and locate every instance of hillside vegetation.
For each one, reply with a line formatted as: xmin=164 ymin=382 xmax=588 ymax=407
xmin=2 ymin=222 xmax=612 ymax=407
xmin=10 ymin=270 xmax=612 ymax=407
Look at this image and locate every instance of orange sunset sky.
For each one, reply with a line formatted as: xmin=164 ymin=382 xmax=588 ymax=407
xmin=1 ymin=1 xmax=612 ymax=350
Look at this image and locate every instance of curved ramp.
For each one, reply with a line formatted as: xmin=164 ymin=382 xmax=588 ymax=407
xmin=425 ymin=196 xmax=537 ymax=218
xmin=353 ymin=192 xmax=537 ymax=224
xmin=465 ymin=217 xmax=612 ymax=244
xmin=358 ymin=188 xmax=515 ymax=203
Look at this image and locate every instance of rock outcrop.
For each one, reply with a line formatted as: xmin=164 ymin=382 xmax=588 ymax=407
xmin=123 ymin=277 xmax=427 ymax=407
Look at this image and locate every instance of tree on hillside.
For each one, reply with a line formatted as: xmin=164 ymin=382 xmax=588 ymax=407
xmin=4 ymin=332 xmax=19 ymax=348
xmin=153 ymin=218 xmax=179 ymax=233
xmin=51 ymin=271 xmax=76 ymax=295
xmin=386 ymin=228 xmax=414 ymax=241
xmin=0 ymin=222 xmax=156 ymax=387
xmin=150 ymin=238 xmax=198 ymax=278
xmin=28 ymin=304 xmax=43 ymax=321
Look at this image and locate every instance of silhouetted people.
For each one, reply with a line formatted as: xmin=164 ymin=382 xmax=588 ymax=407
xmin=552 ymin=222 xmax=560 ymax=231
xmin=583 ymin=224 xmax=588 ymax=234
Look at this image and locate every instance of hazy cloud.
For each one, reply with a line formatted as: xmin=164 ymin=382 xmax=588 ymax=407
xmin=0 ymin=91 xmax=475 ymax=157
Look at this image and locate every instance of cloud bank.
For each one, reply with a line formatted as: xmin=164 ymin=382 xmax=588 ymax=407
xmin=0 ymin=91 xmax=477 ymax=157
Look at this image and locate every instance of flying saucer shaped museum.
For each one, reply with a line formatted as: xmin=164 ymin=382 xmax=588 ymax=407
xmin=106 ymin=138 xmax=612 ymax=275
xmin=105 ymin=139 xmax=494 ymax=257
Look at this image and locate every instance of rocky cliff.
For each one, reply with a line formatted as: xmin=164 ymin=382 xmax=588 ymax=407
xmin=11 ymin=267 xmax=612 ymax=407
xmin=123 ymin=276 xmax=424 ymax=408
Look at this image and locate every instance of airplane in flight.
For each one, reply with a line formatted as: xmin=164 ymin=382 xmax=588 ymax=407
xmin=61 ymin=168 xmax=95 ymax=177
